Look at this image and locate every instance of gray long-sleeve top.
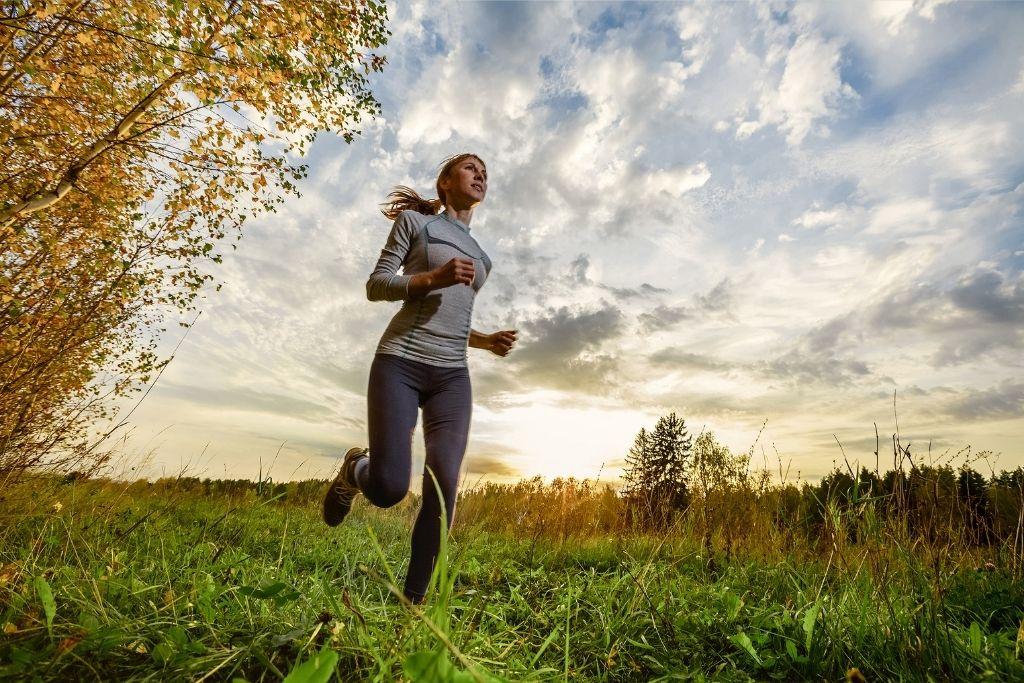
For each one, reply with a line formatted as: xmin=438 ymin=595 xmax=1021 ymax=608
xmin=366 ymin=209 xmax=492 ymax=367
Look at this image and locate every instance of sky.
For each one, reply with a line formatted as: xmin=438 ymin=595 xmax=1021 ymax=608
xmin=102 ymin=1 xmax=1024 ymax=488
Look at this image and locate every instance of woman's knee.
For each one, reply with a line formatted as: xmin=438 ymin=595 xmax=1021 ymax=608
xmin=364 ymin=481 xmax=408 ymax=508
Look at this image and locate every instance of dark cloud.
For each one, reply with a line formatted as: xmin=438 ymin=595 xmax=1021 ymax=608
xmin=931 ymin=334 xmax=1020 ymax=367
xmin=804 ymin=314 xmax=857 ymax=354
xmin=942 ymin=380 xmax=1024 ymax=422
xmin=866 ymin=282 xmax=940 ymax=330
xmin=864 ymin=267 xmax=1023 ymax=366
xmin=462 ymin=452 xmax=520 ymax=477
xmin=635 ymin=277 xmax=734 ymax=333
xmin=604 ymin=281 xmax=671 ymax=300
xmin=752 ymin=348 xmax=871 ymax=386
xmin=637 ymin=304 xmax=695 ymax=333
xmin=754 ymin=267 xmax=1022 ymax=388
xmin=949 ymin=270 xmax=1024 ymax=324
xmin=696 ymin=277 xmax=735 ymax=313
xmin=485 ymin=271 xmax=519 ymax=309
xmin=511 ymin=302 xmax=627 ymax=390
xmin=570 ymin=253 xmax=590 ymax=283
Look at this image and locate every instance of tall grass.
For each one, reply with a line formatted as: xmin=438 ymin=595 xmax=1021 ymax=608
xmin=1 ymin=435 xmax=1022 ymax=680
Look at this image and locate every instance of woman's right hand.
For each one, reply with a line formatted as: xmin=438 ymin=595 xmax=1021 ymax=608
xmin=431 ymin=257 xmax=475 ymax=288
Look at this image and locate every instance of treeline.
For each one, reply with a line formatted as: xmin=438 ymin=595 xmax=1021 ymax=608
xmin=43 ymin=409 xmax=1023 ymax=581
xmin=615 ymin=412 xmax=1024 ymax=565
xmin=70 ymin=440 xmax=1024 ymax=555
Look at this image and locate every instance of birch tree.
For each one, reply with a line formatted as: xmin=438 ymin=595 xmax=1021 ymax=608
xmin=0 ymin=0 xmax=390 ymax=477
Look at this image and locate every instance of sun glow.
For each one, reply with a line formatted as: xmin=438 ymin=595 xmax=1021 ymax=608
xmin=474 ymin=394 xmax=652 ymax=482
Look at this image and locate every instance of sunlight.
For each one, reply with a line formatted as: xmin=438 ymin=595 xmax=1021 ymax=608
xmin=479 ymin=396 xmax=653 ymax=481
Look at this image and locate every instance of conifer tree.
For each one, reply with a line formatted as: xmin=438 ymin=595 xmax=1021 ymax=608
xmin=621 ymin=426 xmax=651 ymax=498
xmin=649 ymin=411 xmax=692 ymax=513
xmin=620 ymin=412 xmax=693 ymax=529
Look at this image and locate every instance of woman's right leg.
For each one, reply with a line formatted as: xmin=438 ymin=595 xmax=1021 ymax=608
xmin=358 ymin=353 xmax=422 ymax=507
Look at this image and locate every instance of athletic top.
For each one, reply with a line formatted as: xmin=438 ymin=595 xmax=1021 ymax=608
xmin=366 ymin=208 xmax=492 ymax=367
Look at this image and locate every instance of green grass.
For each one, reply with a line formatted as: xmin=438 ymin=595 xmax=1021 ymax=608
xmin=1 ymin=477 xmax=1022 ymax=681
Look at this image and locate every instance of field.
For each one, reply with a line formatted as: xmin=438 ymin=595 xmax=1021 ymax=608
xmin=1 ymin=473 xmax=1023 ymax=682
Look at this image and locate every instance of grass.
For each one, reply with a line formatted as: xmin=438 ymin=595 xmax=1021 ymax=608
xmin=1 ymin=474 xmax=1022 ymax=681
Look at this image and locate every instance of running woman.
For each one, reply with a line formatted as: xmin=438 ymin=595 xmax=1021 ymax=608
xmin=322 ymin=153 xmax=517 ymax=605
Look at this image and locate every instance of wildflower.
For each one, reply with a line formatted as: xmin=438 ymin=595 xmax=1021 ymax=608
xmin=52 ymin=501 xmax=63 ymax=513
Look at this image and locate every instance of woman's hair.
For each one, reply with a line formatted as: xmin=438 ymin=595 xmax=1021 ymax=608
xmin=379 ymin=153 xmax=486 ymax=220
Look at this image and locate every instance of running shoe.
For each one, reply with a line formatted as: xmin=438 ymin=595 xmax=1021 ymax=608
xmin=322 ymin=446 xmax=368 ymax=527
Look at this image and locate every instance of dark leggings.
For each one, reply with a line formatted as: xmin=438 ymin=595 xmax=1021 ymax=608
xmin=358 ymin=352 xmax=472 ymax=601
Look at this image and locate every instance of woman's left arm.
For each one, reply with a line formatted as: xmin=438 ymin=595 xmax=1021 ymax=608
xmin=468 ymin=329 xmax=488 ymax=350
xmin=470 ymin=328 xmax=518 ymax=356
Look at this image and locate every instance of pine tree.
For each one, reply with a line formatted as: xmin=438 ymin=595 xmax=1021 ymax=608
xmin=650 ymin=412 xmax=692 ymax=513
xmin=621 ymin=427 xmax=655 ymax=527
xmin=620 ymin=412 xmax=693 ymax=529
xmin=621 ymin=427 xmax=651 ymax=498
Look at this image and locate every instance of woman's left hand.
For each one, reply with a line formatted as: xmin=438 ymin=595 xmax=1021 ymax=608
xmin=486 ymin=330 xmax=518 ymax=357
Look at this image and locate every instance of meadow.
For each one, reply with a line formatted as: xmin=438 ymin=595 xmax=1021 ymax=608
xmin=1 ymin=462 xmax=1023 ymax=682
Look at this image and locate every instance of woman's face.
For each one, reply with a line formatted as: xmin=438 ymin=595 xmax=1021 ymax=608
xmin=441 ymin=156 xmax=487 ymax=208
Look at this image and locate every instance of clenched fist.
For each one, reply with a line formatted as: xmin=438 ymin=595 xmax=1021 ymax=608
xmin=432 ymin=257 xmax=475 ymax=288
xmin=486 ymin=329 xmax=518 ymax=357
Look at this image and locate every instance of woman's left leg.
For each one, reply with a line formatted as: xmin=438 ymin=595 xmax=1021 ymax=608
xmin=403 ymin=364 xmax=472 ymax=602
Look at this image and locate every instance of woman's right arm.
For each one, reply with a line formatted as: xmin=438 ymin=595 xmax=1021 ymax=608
xmin=365 ymin=212 xmax=475 ymax=302
xmin=366 ymin=212 xmax=419 ymax=302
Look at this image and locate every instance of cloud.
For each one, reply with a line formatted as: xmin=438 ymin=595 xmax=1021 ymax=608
xmin=941 ymin=380 xmax=1024 ymax=422
xmin=865 ymin=265 xmax=1024 ymax=366
xmin=635 ymin=277 xmax=735 ymax=333
xmin=462 ymin=451 xmax=520 ymax=478
xmin=510 ymin=302 xmax=627 ymax=391
xmin=696 ymin=278 xmax=735 ymax=312
xmin=870 ymin=0 xmax=956 ymax=35
xmin=792 ymin=202 xmax=866 ymax=232
xmin=637 ymin=304 xmax=695 ymax=334
xmin=753 ymin=348 xmax=872 ymax=387
xmin=738 ymin=32 xmax=858 ymax=145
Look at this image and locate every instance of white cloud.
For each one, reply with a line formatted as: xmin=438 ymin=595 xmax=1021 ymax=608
xmin=792 ymin=202 xmax=866 ymax=232
xmin=645 ymin=162 xmax=711 ymax=199
xmin=744 ymin=33 xmax=859 ymax=145
xmin=871 ymin=0 xmax=956 ymax=35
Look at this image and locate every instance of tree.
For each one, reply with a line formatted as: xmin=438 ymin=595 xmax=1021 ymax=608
xmin=621 ymin=426 xmax=650 ymax=498
xmin=0 ymin=0 xmax=390 ymax=478
xmin=620 ymin=412 xmax=693 ymax=530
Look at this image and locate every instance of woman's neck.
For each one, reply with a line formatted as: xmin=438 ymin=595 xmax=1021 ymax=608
xmin=444 ymin=204 xmax=474 ymax=227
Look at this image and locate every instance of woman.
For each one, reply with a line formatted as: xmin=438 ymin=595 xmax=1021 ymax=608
xmin=322 ymin=153 xmax=517 ymax=605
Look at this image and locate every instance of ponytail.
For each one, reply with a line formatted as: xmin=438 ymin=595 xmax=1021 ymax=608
xmin=379 ymin=186 xmax=442 ymax=220
xmin=379 ymin=153 xmax=486 ymax=221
